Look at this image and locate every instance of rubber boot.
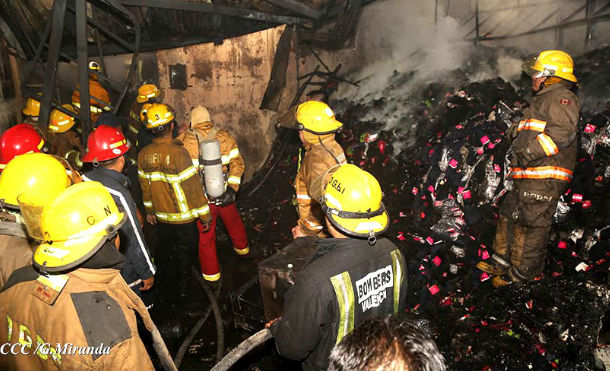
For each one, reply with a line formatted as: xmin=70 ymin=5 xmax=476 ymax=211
xmin=477 ymin=216 xmax=510 ymax=275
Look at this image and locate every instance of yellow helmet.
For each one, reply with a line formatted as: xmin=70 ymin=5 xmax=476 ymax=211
xmin=523 ymin=50 xmax=577 ymax=83
xmin=321 ymin=164 xmax=389 ymax=240
xmin=22 ymin=97 xmax=41 ymax=117
xmin=0 ymin=153 xmax=70 ymax=208
xmin=32 ymin=181 xmax=125 ymax=272
xmin=146 ymin=103 xmax=175 ymax=129
xmin=296 ymin=101 xmax=343 ymax=134
xmin=49 ymin=104 xmax=77 ymax=133
xmin=140 ymin=103 xmax=152 ymax=122
xmin=137 ymin=84 xmax=161 ymax=103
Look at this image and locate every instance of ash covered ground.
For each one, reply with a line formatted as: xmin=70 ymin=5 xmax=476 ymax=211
xmin=237 ymin=46 xmax=610 ymax=371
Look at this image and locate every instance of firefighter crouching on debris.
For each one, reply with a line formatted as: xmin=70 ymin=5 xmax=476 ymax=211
xmin=269 ymin=164 xmax=407 ymax=371
xmin=282 ymin=101 xmax=346 ymax=238
xmin=0 ymin=181 xmax=155 ymax=370
xmin=0 ymin=153 xmax=71 ymax=289
xmin=138 ymin=103 xmax=212 ymax=299
xmin=178 ymin=105 xmax=248 ymax=282
xmin=82 ymin=125 xmax=156 ymax=295
xmin=47 ymin=104 xmax=83 ymax=169
xmin=477 ymin=50 xmax=579 ymax=287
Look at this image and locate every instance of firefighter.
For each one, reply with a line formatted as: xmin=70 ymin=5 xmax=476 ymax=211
xmin=177 ymin=105 xmax=248 ymax=282
xmin=128 ymin=83 xmax=161 ymax=148
xmin=0 ymin=153 xmax=70 ymax=289
xmin=71 ymin=62 xmax=112 ymax=124
xmin=22 ymin=97 xmax=40 ymax=125
xmin=46 ymin=104 xmax=83 ymax=169
xmin=269 ymin=164 xmax=407 ymax=371
xmin=0 ymin=123 xmax=47 ymax=171
xmin=275 ymin=89 xmax=329 ymax=129
xmin=82 ymin=125 xmax=156 ymax=296
xmin=0 ymin=181 xmax=155 ymax=370
xmin=138 ymin=103 xmax=212 ymax=299
xmin=477 ymin=50 xmax=579 ymax=287
xmin=283 ymin=101 xmax=347 ymax=238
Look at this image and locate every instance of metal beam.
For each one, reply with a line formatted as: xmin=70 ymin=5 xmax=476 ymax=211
xmin=76 ymin=0 xmax=92 ymax=143
xmin=585 ymin=0 xmax=597 ymax=49
xmin=262 ymin=0 xmax=321 ymax=19
xmin=66 ymin=3 xmax=134 ymax=52
xmin=118 ymin=0 xmax=309 ymax=26
xmin=476 ymin=14 xmax=610 ymax=41
xmin=39 ymin=0 xmax=67 ymax=131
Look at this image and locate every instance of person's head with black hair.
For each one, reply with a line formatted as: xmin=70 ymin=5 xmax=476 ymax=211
xmin=328 ymin=316 xmax=446 ymax=371
xmin=306 ymin=89 xmax=329 ymax=104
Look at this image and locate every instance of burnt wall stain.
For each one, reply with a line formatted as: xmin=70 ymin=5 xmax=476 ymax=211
xmin=192 ymin=59 xmax=214 ymax=81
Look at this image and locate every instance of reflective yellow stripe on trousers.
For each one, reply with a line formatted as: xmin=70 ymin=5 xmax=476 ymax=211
xmin=330 ymin=271 xmax=354 ymax=344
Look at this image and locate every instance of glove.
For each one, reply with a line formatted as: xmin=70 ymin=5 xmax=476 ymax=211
xmin=506 ymin=122 xmax=519 ymax=140
xmin=214 ymin=188 xmax=236 ymax=207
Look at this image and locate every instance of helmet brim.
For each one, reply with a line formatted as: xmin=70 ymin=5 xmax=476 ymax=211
xmin=327 ymin=206 xmax=389 ymax=239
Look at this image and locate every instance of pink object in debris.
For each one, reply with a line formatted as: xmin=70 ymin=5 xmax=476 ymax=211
xmin=427 ymin=185 xmax=435 ymax=193
xmin=433 ymin=200 xmax=443 ymax=207
xmin=572 ymin=193 xmax=583 ymax=202
xmin=428 ymin=285 xmax=440 ymax=295
xmin=432 ymin=256 xmax=442 ymax=266
xmin=494 ymin=164 xmax=501 ymax=172
xmin=480 ymin=135 xmax=490 ymax=145
xmin=420 ymin=212 xmax=426 ymax=219
xmin=448 ymin=158 xmax=459 ymax=168
xmin=411 ymin=187 xmax=419 ymax=195
xmin=480 ymin=272 xmax=490 ymax=282
xmin=558 ymin=241 xmax=567 ymax=249
xmin=585 ymin=124 xmax=597 ymax=133
xmin=481 ymin=250 xmax=490 ymax=260
xmin=426 ymin=236 xmax=434 ymax=245
xmin=457 ymin=186 xmax=465 ymax=194
xmin=462 ymin=190 xmax=472 ymax=200
xmin=476 ymin=147 xmax=484 ymax=155
xmin=397 ymin=232 xmax=406 ymax=241
xmin=583 ymin=200 xmax=592 ymax=209
xmin=487 ymin=143 xmax=495 ymax=149
xmin=456 ymin=124 xmax=464 ymax=129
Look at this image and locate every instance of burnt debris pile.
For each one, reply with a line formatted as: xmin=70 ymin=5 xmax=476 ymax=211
xmin=241 ymin=46 xmax=610 ymax=370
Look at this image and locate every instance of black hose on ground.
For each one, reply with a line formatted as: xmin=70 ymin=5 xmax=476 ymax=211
xmin=191 ymin=266 xmax=225 ymax=363
xmin=210 ymin=328 xmax=273 ymax=371
xmin=173 ymin=269 xmax=223 ymax=369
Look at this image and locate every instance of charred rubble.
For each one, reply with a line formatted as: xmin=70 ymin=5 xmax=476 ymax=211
xmin=238 ymin=46 xmax=610 ymax=370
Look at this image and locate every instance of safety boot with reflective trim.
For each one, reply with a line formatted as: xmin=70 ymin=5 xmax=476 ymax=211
xmin=476 ymin=261 xmax=507 ymax=276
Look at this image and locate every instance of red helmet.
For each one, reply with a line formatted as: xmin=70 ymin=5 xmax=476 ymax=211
xmin=0 ymin=124 xmax=45 ymax=168
xmin=82 ymin=125 xmax=130 ymax=163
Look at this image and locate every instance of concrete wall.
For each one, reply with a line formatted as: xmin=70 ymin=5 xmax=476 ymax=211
xmin=156 ymin=26 xmax=287 ymax=181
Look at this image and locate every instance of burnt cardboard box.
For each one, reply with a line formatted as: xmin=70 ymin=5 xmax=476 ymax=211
xmin=258 ymin=236 xmax=319 ymax=321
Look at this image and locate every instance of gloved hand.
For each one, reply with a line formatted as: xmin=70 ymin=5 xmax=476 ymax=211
xmin=506 ymin=122 xmax=520 ymax=140
xmin=214 ymin=188 xmax=236 ymax=207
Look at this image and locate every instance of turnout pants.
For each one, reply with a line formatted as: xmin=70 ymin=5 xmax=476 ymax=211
xmin=492 ymin=179 xmax=565 ymax=281
xmin=197 ymin=203 xmax=248 ymax=281
xmin=156 ymin=221 xmax=198 ymax=297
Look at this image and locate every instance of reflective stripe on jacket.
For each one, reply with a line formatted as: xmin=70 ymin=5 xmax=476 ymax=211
xmin=137 ymin=137 xmax=211 ymax=224
xmin=0 ymin=267 xmax=155 ymax=371
xmin=271 ymin=237 xmax=407 ymax=371
xmin=511 ymin=80 xmax=579 ymax=182
xmin=295 ymin=136 xmax=346 ymax=235
xmin=177 ymin=122 xmax=245 ymax=192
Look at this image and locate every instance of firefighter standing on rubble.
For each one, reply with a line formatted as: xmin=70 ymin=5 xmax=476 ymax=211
xmin=0 ymin=181 xmax=155 ymax=370
xmin=269 ymin=164 xmax=407 ymax=371
xmin=478 ymin=50 xmax=580 ymax=287
xmin=82 ymin=125 xmax=156 ymax=296
xmin=71 ymin=61 xmax=112 ymax=124
xmin=177 ymin=105 xmax=249 ymax=283
xmin=282 ymin=101 xmax=347 ymax=238
xmin=138 ymin=103 xmax=212 ymax=299
xmin=0 ymin=153 xmax=71 ymax=289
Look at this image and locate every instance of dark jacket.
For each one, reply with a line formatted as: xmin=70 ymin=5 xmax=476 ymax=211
xmin=83 ymin=167 xmax=156 ymax=287
xmin=512 ymin=80 xmax=579 ymax=183
xmin=271 ymin=237 xmax=407 ymax=371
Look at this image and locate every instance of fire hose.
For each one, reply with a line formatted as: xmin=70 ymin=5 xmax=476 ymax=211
xmin=210 ymin=328 xmax=274 ymax=371
xmin=173 ymin=267 xmax=224 ymax=369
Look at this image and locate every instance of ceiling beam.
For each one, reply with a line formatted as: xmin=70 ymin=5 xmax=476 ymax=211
xmin=262 ymin=0 xmax=322 ymax=20
xmin=118 ymin=0 xmax=310 ymax=26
